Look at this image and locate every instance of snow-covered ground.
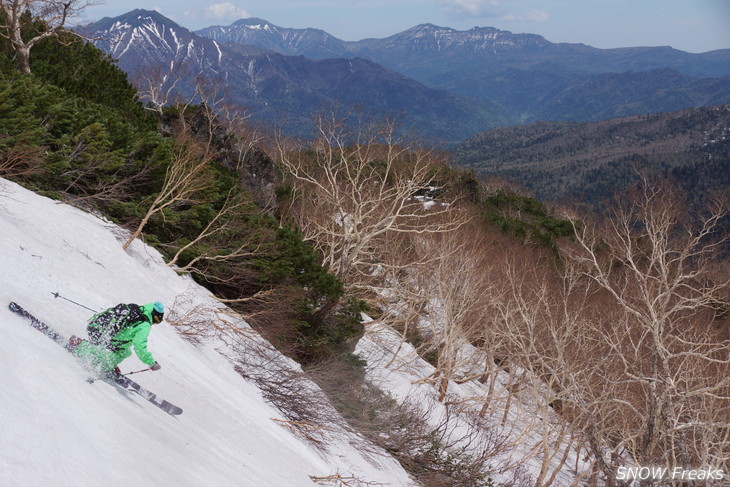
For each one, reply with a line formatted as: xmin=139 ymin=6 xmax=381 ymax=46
xmin=0 ymin=179 xmax=416 ymax=487
xmin=1 ymin=178 xmax=591 ymax=487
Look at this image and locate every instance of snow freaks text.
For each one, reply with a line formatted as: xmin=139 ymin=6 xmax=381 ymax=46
xmin=616 ymin=466 xmax=725 ymax=482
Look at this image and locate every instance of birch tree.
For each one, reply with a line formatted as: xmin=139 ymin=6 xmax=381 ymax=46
xmin=0 ymin=0 xmax=92 ymax=74
xmin=133 ymin=62 xmax=190 ymax=115
xmin=559 ymin=179 xmax=730 ymax=483
xmin=276 ymin=111 xmax=464 ymax=298
xmin=122 ymin=134 xmax=213 ymax=250
xmin=414 ymin=224 xmax=494 ymax=402
xmin=489 ymin=248 xmax=602 ymax=485
xmin=479 ymin=179 xmax=729 ymax=485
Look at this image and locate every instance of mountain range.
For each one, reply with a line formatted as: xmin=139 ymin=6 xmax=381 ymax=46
xmin=80 ymin=9 xmax=730 ymax=142
xmin=79 ymin=10 xmax=510 ymax=142
xmin=196 ymin=16 xmax=730 ymax=124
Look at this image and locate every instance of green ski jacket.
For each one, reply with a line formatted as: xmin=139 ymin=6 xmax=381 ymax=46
xmin=76 ymin=303 xmax=157 ymax=372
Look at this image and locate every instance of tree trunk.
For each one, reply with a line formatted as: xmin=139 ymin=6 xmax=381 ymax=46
xmin=16 ymin=46 xmax=32 ymax=75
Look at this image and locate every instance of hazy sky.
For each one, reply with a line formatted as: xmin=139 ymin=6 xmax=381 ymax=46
xmin=82 ymin=0 xmax=730 ymax=53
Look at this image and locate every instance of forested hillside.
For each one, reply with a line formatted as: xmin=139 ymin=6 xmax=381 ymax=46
xmin=454 ymin=104 xmax=730 ymax=212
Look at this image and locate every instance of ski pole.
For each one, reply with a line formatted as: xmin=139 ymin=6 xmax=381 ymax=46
xmin=51 ymin=292 xmax=98 ymax=313
xmin=123 ymin=368 xmax=152 ymax=376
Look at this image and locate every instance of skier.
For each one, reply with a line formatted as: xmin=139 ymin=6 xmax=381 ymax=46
xmin=67 ymin=302 xmax=164 ymax=376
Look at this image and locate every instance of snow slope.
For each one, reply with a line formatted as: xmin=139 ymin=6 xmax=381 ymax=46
xmin=0 ymin=179 xmax=416 ymax=487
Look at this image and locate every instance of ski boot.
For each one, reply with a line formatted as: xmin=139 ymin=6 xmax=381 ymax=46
xmin=66 ymin=335 xmax=83 ymax=353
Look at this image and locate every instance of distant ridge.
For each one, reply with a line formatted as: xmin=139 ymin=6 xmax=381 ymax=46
xmin=453 ymin=104 xmax=730 ymax=210
xmin=197 ymin=18 xmax=349 ymax=59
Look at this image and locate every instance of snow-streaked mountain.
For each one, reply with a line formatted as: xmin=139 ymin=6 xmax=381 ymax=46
xmin=195 ymin=17 xmax=730 ymax=77
xmin=82 ymin=10 xmax=730 ymax=137
xmin=198 ymin=18 xmax=349 ymax=60
xmin=82 ymin=9 xmax=226 ymax=72
xmin=194 ymin=16 xmax=730 ymax=124
xmin=79 ymin=10 xmax=511 ymax=142
xmin=197 ymin=20 xmax=555 ymax=60
xmin=351 ymin=23 xmax=554 ymax=57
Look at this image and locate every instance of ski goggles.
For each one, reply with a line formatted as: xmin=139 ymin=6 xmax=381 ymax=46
xmin=152 ymin=310 xmax=164 ymax=324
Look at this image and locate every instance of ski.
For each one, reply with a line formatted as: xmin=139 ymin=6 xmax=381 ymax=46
xmin=8 ymin=302 xmax=182 ymax=416
xmin=9 ymin=301 xmax=69 ymax=348
xmin=110 ymin=372 xmax=183 ymax=416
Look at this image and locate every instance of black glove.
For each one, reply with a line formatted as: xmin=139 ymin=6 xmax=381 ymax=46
xmin=151 ymin=362 xmax=161 ymax=371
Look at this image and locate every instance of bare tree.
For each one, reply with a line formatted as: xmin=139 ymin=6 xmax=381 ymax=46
xmin=0 ymin=136 xmax=44 ymax=180
xmin=461 ymin=175 xmax=729 ymax=485
xmin=410 ymin=224 xmax=494 ymax=402
xmin=486 ymin=246 xmax=601 ymax=485
xmin=122 ymin=133 xmax=213 ymax=250
xmin=276 ymin=110 xmax=464 ymax=299
xmin=0 ymin=0 xmax=93 ymax=74
xmin=165 ymin=189 xmax=259 ymax=271
xmin=132 ymin=61 xmax=192 ymax=115
xmin=556 ymin=179 xmax=730 ymax=483
xmin=0 ymin=137 xmax=44 ymax=197
xmin=188 ymin=76 xmax=234 ymax=152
